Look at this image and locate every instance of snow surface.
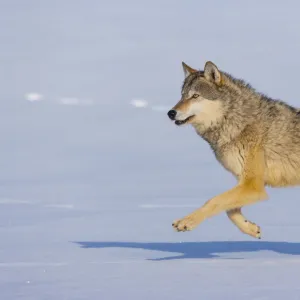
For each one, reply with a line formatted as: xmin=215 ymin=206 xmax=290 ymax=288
xmin=2 ymin=0 xmax=300 ymax=299
xmin=24 ymin=93 xmax=44 ymax=102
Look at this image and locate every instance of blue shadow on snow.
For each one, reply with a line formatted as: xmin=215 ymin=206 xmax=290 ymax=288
xmin=74 ymin=241 xmax=300 ymax=260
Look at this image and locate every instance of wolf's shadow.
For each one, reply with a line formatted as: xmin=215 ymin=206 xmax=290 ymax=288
xmin=74 ymin=241 xmax=300 ymax=260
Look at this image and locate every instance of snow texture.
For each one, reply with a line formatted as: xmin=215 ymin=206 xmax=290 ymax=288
xmin=130 ymin=99 xmax=148 ymax=108
xmin=25 ymin=93 xmax=44 ymax=102
xmin=2 ymin=1 xmax=300 ymax=299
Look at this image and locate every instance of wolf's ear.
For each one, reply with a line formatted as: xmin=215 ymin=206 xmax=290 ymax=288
xmin=182 ymin=62 xmax=197 ymax=78
xmin=204 ymin=61 xmax=222 ymax=85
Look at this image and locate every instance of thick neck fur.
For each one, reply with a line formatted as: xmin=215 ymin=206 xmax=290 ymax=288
xmin=192 ymin=73 xmax=261 ymax=151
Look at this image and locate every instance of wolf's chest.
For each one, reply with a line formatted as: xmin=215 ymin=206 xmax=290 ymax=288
xmin=215 ymin=147 xmax=244 ymax=178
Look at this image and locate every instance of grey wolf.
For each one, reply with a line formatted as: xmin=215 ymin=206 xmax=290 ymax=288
xmin=167 ymin=61 xmax=300 ymax=239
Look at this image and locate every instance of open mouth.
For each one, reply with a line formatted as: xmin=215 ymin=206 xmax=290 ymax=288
xmin=175 ymin=115 xmax=195 ymax=126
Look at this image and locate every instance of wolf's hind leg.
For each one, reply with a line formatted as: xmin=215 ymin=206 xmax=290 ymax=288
xmin=227 ymin=208 xmax=261 ymax=239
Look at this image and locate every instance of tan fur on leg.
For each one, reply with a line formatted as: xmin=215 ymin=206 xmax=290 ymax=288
xmin=173 ymin=143 xmax=268 ymax=232
xmin=227 ymin=208 xmax=261 ymax=239
xmin=172 ymin=182 xmax=267 ymax=231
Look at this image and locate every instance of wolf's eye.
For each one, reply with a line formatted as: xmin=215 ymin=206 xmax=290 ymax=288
xmin=193 ymin=94 xmax=199 ymax=98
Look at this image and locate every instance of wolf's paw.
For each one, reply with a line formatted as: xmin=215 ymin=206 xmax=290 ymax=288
xmin=243 ymin=220 xmax=261 ymax=239
xmin=172 ymin=215 xmax=199 ymax=232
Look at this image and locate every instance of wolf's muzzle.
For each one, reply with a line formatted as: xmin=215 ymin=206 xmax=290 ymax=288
xmin=167 ymin=110 xmax=177 ymax=120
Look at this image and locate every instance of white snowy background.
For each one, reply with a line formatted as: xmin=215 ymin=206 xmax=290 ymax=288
xmin=2 ymin=1 xmax=300 ymax=299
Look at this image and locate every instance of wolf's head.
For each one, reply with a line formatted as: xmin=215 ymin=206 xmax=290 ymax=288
xmin=168 ymin=61 xmax=228 ymax=127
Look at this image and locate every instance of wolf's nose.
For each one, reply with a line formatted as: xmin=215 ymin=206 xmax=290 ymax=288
xmin=168 ymin=110 xmax=177 ymax=120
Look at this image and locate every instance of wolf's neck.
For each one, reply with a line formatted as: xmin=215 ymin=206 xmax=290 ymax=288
xmin=192 ymin=113 xmax=248 ymax=151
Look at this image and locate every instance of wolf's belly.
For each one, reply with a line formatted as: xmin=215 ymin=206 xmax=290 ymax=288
xmin=217 ymin=148 xmax=300 ymax=187
xmin=264 ymin=159 xmax=300 ymax=187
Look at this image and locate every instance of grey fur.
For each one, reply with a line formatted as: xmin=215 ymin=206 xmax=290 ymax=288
xmin=168 ymin=61 xmax=300 ymax=238
xmin=172 ymin=61 xmax=300 ymax=187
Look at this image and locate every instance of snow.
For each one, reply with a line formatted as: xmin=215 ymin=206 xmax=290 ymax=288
xmin=58 ymin=97 xmax=94 ymax=106
xmin=25 ymin=93 xmax=44 ymax=102
xmin=131 ymin=99 xmax=148 ymax=108
xmin=2 ymin=0 xmax=300 ymax=299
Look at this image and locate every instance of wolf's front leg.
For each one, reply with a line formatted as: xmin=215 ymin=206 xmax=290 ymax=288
xmin=172 ymin=182 xmax=267 ymax=232
xmin=173 ymin=141 xmax=267 ymax=233
xmin=227 ymin=208 xmax=261 ymax=239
